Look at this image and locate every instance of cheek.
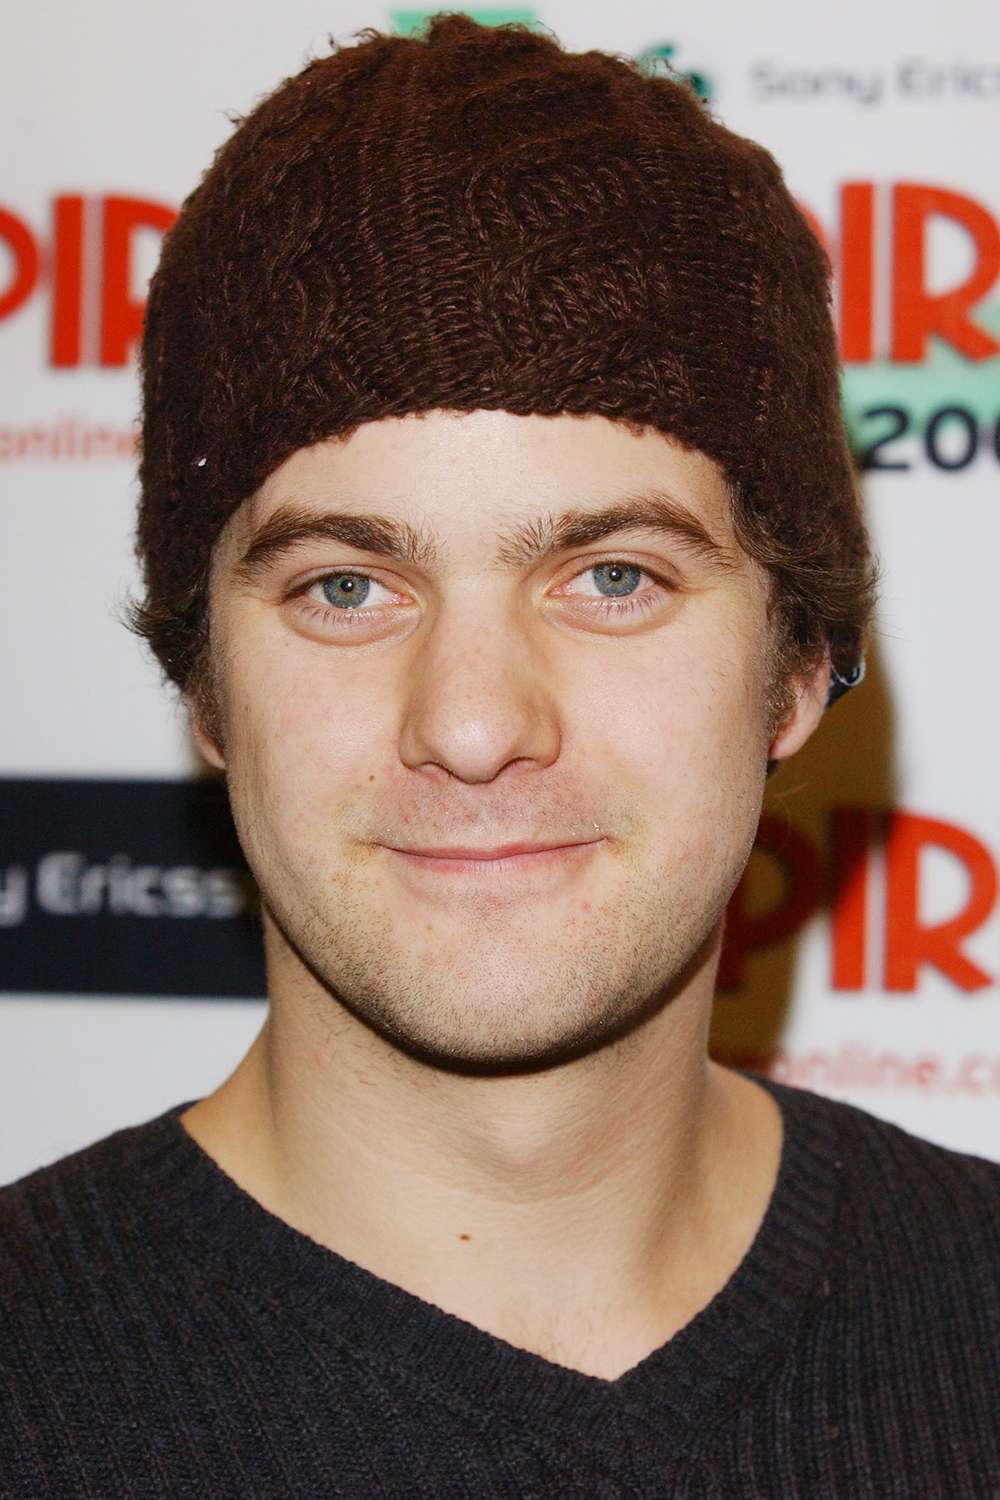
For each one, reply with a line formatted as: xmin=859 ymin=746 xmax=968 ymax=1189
xmin=220 ymin=641 xmax=390 ymax=855
xmin=591 ymin=623 xmax=770 ymax=864
xmin=593 ymin=623 xmax=768 ymax=779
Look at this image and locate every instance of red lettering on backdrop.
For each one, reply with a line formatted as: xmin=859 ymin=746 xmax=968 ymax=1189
xmin=0 ymin=195 xmax=176 ymax=366
xmin=883 ymin=812 xmax=998 ymax=992
xmin=830 ymin=805 xmax=874 ymax=990
xmin=721 ymin=807 xmax=997 ymax=994
xmin=99 ymin=197 xmax=176 ymax=366
xmin=838 ymin=183 xmax=875 ymax=363
xmin=718 ymin=815 xmax=821 ymax=989
xmin=51 ymin=196 xmax=84 ymax=367
xmin=891 ymin=184 xmax=1000 ymax=361
xmin=0 ymin=207 xmax=40 ymax=319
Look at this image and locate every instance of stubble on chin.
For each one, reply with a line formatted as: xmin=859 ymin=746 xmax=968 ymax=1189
xmin=256 ymin=837 xmax=733 ymax=1076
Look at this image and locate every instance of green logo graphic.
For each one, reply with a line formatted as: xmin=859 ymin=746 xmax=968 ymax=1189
xmin=390 ymin=7 xmax=538 ymax=35
xmin=635 ymin=42 xmax=713 ymax=103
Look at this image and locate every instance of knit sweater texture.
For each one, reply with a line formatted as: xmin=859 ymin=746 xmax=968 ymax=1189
xmin=2 ymin=1071 xmax=998 ymax=1498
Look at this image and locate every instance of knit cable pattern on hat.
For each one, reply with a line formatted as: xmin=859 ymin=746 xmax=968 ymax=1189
xmin=134 ymin=13 xmax=874 ymax=691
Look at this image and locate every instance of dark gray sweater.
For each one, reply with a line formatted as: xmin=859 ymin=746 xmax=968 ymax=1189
xmin=2 ymin=1072 xmax=999 ymax=1498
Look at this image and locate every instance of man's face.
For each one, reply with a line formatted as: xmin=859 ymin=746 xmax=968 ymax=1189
xmin=200 ymin=409 xmax=819 ymax=1070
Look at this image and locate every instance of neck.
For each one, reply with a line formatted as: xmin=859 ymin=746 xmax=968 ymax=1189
xmin=182 ymin=932 xmax=781 ymax=1379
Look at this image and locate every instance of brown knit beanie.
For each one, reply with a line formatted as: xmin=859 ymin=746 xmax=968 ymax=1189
xmin=134 ymin=12 xmax=874 ymax=698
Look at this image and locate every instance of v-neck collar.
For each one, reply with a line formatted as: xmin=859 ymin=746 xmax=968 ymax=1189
xmin=135 ymin=1070 xmax=844 ymax=1445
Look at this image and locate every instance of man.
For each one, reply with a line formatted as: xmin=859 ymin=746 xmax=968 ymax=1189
xmin=2 ymin=13 xmax=997 ymax=1497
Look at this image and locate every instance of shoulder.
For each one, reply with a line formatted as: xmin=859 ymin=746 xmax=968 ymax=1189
xmin=762 ymin=1072 xmax=1000 ymax=1216
xmin=1 ymin=1104 xmax=185 ymax=1213
xmin=0 ymin=1105 xmax=196 ymax=1323
xmin=753 ymin=1072 xmax=1000 ymax=1309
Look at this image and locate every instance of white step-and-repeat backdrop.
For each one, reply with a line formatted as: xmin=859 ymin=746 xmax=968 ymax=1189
xmin=2 ymin=1 xmax=998 ymax=1182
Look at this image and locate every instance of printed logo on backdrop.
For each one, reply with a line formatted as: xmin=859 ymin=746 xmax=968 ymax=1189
xmin=752 ymin=58 xmax=1000 ymax=108
xmin=0 ymin=194 xmax=173 ymax=462
xmin=0 ymin=196 xmax=174 ymax=371
xmin=0 ymin=779 xmax=265 ymax=998
xmin=797 ymin=182 xmax=1000 ymax=470
xmin=709 ymin=806 xmax=1000 ymax=1106
xmin=720 ymin=808 xmax=998 ymax=997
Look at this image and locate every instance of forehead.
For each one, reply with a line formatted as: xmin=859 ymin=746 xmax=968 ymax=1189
xmin=230 ymin=409 xmax=739 ymax=553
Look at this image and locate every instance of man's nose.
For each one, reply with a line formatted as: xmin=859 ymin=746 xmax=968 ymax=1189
xmin=395 ymin=600 xmax=562 ymax=785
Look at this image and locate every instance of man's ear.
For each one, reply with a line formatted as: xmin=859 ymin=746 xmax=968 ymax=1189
xmin=768 ymin=650 xmax=831 ymax=764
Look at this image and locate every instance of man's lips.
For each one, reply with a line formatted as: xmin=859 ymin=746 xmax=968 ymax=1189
xmin=384 ymin=839 xmax=601 ymax=861
xmin=378 ymin=838 xmax=608 ymax=888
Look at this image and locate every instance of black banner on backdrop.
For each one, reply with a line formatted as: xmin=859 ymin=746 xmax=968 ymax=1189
xmin=0 ymin=777 xmax=266 ymax=998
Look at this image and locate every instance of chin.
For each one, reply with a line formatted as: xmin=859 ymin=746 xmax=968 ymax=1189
xmin=316 ymin=960 xmax=696 ymax=1078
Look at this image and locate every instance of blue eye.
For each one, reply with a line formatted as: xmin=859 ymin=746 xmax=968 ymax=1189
xmin=590 ymin=562 xmax=642 ymax=598
xmin=321 ymin=573 xmax=374 ymax=609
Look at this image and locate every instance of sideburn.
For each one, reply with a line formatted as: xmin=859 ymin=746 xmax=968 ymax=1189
xmin=185 ymin=647 xmax=227 ymax=764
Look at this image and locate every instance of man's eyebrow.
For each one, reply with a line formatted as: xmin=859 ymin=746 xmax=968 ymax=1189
xmin=232 ymin=506 xmax=441 ymax=583
xmin=494 ymin=491 xmax=737 ymax=572
xmin=232 ymin=488 xmax=736 ymax=584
